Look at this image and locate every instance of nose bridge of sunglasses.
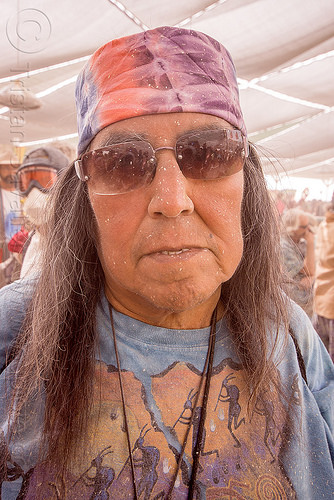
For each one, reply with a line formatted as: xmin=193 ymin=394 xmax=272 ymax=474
xmin=154 ymin=145 xmax=177 ymax=162
xmin=153 ymin=145 xmax=187 ymax=179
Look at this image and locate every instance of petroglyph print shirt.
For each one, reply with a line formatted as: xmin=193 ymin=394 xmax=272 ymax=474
xmin=0 ymin=282 xmax=333 ymax=499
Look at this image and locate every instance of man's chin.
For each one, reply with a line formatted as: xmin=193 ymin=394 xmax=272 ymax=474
xmin=141 ymin=282 xmax=221 ymax=316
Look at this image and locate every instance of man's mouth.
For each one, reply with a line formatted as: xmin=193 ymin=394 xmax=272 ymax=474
xmin=159 ymin=248 xmax=190 ymax=255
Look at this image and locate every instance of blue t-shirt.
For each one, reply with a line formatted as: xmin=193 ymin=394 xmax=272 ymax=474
xmin=0 ymin=279 xmax=333 ymax=499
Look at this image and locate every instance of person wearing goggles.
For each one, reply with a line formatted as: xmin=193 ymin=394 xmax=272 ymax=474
xmin=17 ymin=146 xmax=68 ymax=225
xmin=15 ymin=146 xmax=68 ymax=277
xmin=0 ymin=27 xmax=333 ymax=500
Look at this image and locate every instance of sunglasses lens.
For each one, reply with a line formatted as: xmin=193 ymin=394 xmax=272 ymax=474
xmin=82 ymin=143 xmax=156 ymax=195
xmin=18 ymin=167 xmax=58 ymax=194
xmin=176 ymin=130 xmax=245 ymax=180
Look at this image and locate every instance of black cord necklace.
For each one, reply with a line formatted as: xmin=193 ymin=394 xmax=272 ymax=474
xmin=109 ymin=304 xmax=218 ymax=500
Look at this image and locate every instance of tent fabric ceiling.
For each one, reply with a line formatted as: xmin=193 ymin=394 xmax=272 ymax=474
xmin=0 ymin=0 xmax=333 ymax=180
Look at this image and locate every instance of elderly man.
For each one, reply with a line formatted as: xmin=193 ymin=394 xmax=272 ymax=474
xmin=0 ymin=27 xmax=333 ymax=499
xmin=280 ymin=208 xmax=315 ymax=316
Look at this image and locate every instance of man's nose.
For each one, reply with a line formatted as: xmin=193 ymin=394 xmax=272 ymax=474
xmin=147 ymin=150 xmax=194 ymax=218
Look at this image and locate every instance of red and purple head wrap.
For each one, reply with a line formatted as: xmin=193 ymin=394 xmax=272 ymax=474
xmin=75 ymin=26 xmax=246 ymax=155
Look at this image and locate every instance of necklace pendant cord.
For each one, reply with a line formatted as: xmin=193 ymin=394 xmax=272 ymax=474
xmin=110 ymin=305 xmax=139 ymax=500
xmin=109 ymin=304 xmax=218 ymax=500
xmin=187 ymin=307 xmax=217 ymax=499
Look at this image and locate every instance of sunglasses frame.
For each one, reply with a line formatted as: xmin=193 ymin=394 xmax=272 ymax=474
xmin=75 ymin=128 xmax=249 ymax=194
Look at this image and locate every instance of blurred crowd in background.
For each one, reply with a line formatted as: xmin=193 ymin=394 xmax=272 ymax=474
xmin=273 ymin=189 xmax=334 ymax=361
xmin=272 ymin=187 xmax=330 ymax=219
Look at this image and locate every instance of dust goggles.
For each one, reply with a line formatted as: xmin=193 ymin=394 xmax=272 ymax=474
xmin=75 ymin=128 xmax=248 ymax=196
xmin=17 ymin=166 xmax=58 ymax=196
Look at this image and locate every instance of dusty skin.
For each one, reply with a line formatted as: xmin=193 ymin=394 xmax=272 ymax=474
xmin=88 ymin=113 xmax=244 ymax=329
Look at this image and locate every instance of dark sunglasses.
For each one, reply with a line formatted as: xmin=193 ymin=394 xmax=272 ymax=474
xmin=16 ymin=166 xmax=58 ymax=196
xmin=74 ymin=128 xmax=248 ymax=195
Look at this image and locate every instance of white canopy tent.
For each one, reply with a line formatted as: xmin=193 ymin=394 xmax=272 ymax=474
xmin=0 ymin=0 xmax=333 ymax=181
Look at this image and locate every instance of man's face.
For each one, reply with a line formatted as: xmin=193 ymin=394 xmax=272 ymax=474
xmin=0 ymin=164 xmax=16 ymax=190
xmin=88 ymin=113 xmax=244 ymax=327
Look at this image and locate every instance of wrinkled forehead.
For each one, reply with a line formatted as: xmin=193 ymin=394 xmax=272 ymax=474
xmin=89 ymin=112 xmax=234 ymax=150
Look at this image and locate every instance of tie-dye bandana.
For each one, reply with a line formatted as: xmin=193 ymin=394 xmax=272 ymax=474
xmin=75 ymin=26 xmax=246 ymax=155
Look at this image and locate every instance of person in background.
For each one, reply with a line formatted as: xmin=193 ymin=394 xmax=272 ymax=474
xmin=0 ymin=155 xmax=21 ymax=287
xmin=0 ymin=27 xmax=333 ymax=499
xmin=280 ymin=208 xmax=315 ymax=316
xmin=295 ymin=187 xmax=309 ymax=211
xmin=7 ymin=226 xmax=29 ymax=267
xmin=274 ymin=191 xmax=286 ymax=216
xmin=0 ymin=162 xmax=20 ymax=257
xmin=15 ymin=146 xmax=69 ymax=277
xmin=313 ymin=195 xmax=334 ymax=361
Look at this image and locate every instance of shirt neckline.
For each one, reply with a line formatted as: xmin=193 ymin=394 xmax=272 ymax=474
xmin=100 ymin=293 xmax=228 ymax=349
